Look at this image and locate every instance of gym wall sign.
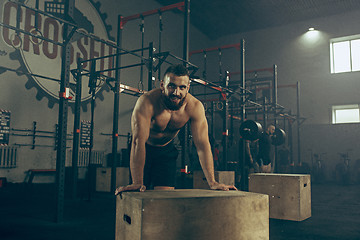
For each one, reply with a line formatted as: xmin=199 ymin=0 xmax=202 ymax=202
xmin=1 ymin=0 xmax=115 ymax=111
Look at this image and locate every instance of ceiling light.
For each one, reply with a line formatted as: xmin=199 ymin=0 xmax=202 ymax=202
xmin=308 ymin=27 xmax=315 ymax=31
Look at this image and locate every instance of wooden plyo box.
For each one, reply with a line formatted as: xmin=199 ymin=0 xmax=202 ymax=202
xmin=193 ymin=170 xmax=235 ymax=189
xmin=96 ymin=167 xmax=129 ymax=192
xmin=116 ymin=189 xmax=269 ymax=240
xmin=249 ymin=173 xmax=311 ymax=221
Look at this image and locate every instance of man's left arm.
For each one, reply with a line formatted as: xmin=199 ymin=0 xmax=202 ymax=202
xmin=190 ymin=101 xmax=237 ymax=191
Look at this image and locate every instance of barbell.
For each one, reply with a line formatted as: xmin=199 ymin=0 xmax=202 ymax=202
xmin=239 ymin=120 xmax=286 ymax=146
xmin=239 ymin=120 xmax=263 ymax=141
xmin=271 ymin=128 xmax=286 ymax=146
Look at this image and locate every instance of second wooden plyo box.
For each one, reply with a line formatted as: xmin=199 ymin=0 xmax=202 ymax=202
xmin=96 ymin=167 xmax=129 ymax=192
xmin=249 ymin=173 xmax=311 ymax=221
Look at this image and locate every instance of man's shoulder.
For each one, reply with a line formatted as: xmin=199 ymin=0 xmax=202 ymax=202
xmin=184 ymin=94 xmax=205 ymax=120
xmin=185 ymin=93 xmax=202 ymax=109
xmin=134 ymin=89 xmax=161 ymax=114
xmin=139 ymin=89 xmax=161 ymax=103
xmin=143 ymin=88 xmax=161 ymax=97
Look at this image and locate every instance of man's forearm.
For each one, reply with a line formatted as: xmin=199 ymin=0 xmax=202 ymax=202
xmin=198 ymin=151 xmax=216 ymax=185
xmin=130 ymin=143 xmax=146 ymax=184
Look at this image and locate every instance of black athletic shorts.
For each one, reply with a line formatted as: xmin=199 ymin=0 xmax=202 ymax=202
xmin=143 ymin=142 xmax=179 ymax=189
xmin=257 ymin=133 xmax=272 ymax=165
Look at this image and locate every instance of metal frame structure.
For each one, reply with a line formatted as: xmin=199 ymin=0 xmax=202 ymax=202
xmin=107 ymin=1 xmax=189 ymax=192
xmin=0 ymin=0 xmax=83 ymax=221
xmin=189 ymin=41 xmax=250 ymax=173
xmin=189 ymin=42 xmax=306 ymax=188
xmin=72 ymin=41 xmax=154 ymax=195
xmin=70 ymin=1 xmax=195 ymax=196
xmin=233 ymin=68 xmax=305 ymax=168
xmin=0 ymin=0 xmax=188 ymax=222
xmin=1 ymin=0 xmax=160 ymax=222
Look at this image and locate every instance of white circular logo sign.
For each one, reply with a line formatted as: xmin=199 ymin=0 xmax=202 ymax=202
xmin=1 ymin=0 xmax=115 ymax=109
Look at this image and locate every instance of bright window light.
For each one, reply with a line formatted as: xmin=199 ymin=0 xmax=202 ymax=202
xmin=330 ymin=35 xmax=360 ymax=73
xmin=351 ymin=39 xmax=360 ymax=71
xmin=333 ymin=41 xmax=351 ymax=73
xmin=332 ymin=104 xmax=360 ymax=124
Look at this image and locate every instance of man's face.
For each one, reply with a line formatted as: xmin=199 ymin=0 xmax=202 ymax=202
xmin=161 ymin=73 xmax=190 ymax=111
xmin=268 ymin=125 xmax=275 ymax=135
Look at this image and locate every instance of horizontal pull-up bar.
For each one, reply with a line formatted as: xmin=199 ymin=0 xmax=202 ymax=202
xmin=120 ymin=2 xmax=185 ymax=29
xmin=189 ymin=43 xmax=241 ymax=56
xmin=80 ymin=46 xmax=152 ymax=64
xmin=120 ymin=83 xmax=145 ymax=94
xmin=14 ymin=143 xmax=69 ymax=148
xmin=228 ymin=115 xmax=242 ymax=121
xmin=167 ymin=53 xmax=199 ymax=70
xmin=192 ymin=77 xmax=253 ymax=94
xmin=246 ymin=100 xmax=263 ymax=108
xmin=197 ymin=98 xmax=264 ymax=109
xmin=96 ymin=63 xmax=145 ymax=75
xmin=191 ymin=78 xmax=223 ymax=92
xmin=197 ymin=98 xmax=221 ymax=103
xmin=78 ymin=62 xmax=146 ymax=81
xmin=105 ymin=78 xmax=145 ymax=95
xmin=191 ymin=77 xmax=253 ymax=101
xmin=193 ymin=93 xmax=220 ymax=98
xmin=0 ymin=21 xmax=64 ymax=47
xmin=279 ymin=113 xmax=297 ymax=120
xmin=274 ymin=103 xmax=285 ymax=109
xmin=0 ymin=66 xmax=77 ymax=86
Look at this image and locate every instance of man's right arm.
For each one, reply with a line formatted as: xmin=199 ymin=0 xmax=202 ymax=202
xmin=245 ymin=141 xmax=253 ymax=164
xmin=115 ymin=95 xmax=152 ymax=195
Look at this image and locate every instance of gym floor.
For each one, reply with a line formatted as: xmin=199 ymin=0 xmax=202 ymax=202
xmin=0 ymin=182 xmax=359 ymax=240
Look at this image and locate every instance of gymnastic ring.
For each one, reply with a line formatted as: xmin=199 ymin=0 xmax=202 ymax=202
xmin=10 ymin=33 xmax=22 ymax=49
xmin=138 ymin=81 xmax=144 ymax=92
xmin=216 ymin=101 xmax=223 ymax=111
xmin=151 ymin=76 xmax=158 ymax=89
xmin=29 ymin=28 xmax=44 ymax=45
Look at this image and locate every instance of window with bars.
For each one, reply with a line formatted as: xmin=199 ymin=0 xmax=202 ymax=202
xmin=330 ymin=35 xmax=360 ymax=73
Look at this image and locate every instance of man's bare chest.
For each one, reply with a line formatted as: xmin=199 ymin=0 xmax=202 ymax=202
xmin=151 ymin=111 xmax=189 ymax=133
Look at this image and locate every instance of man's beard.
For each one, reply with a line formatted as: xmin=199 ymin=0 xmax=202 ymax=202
xmin=163 ymin=94 xmax=186 ymax=111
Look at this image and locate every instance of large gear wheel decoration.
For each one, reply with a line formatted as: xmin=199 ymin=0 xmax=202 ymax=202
xmin=2 ymin=0 xmax=116 ymax=112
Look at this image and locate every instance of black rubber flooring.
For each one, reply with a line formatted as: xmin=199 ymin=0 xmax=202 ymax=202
xmin=0 ymin=182 xmax=359 ymax=240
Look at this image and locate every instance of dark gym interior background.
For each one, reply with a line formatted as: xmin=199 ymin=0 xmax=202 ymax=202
xmin=1 ymin=0 xmax=360 ymax=239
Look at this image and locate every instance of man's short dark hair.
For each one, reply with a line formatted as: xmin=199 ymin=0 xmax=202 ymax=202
xmin=164 ymin=64 xmax=189 ymax=78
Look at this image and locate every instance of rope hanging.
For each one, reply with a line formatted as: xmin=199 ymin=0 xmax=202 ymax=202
xmin=138 ymin=15 xmax=144 ymax=91
xmin=203 ymin=50 xmax=207 ymax=104
xmin=218 ymin=48 xmax=222 ymax=82
xmin=156 ymin=10 xmax=163 ymax=88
